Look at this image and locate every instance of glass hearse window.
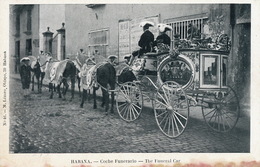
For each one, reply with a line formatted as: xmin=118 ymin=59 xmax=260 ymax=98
xmin=159 ymin=59 xmax=192 ymax=87
xmin=202 ymin=55 xmax=218 ymax=86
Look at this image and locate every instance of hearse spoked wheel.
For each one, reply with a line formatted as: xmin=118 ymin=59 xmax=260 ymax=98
xmin=116 ymin=82 xmax=143 ymax=122
xmin=153 ymin=81 xmax=189 ymax=138
xmin=202 ymin=85 xmax=240 ymax=132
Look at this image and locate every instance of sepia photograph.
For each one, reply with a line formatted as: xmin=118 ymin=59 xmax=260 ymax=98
xmin=1 ymin=1 xmax=260 ymax=167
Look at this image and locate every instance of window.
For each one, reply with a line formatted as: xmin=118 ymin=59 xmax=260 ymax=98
xmin=26 ymin=39 xmax=32 ymax=56
xmin=88 ymin=29 xmax=109 ymax=62
xmin=200 ymin=54 xmax=221 ymax=88
xmin=200 ymin=54 xmax=229 ymax=88
xmin=202 ymin=56 xmax=218 ymax=85
xmin=27 ymin=10 xmax=32 ymax=31
xmin=164 ymin=13 xmax=208 ymax=49
xmin=15 ymin=14 xmax=20 ymax=35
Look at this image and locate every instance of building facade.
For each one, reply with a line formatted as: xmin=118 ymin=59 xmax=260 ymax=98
xmin=64 ymin=4 xmax=250 ymax=113
xmin=9 ymin=4 xmax=250 ymax=113
xmin=65 ymin=4 xmax=232 ymax=60
xmin=9 ymin=4 xmax=65 ymax=73
xmin=9 ymin=5 xmax=40 ymax=73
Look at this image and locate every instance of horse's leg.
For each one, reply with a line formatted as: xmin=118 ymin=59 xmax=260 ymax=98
xmin=110 ymin=91 xmax=115 ymax=114
xmin=49 ymin=83 xmax=53 ymax=99
xmin=70 ymin=77 xmax=75 ymax=101
xmin=105 ymin=89 xmax=109 ymax=113
xmin=37 ymin=76 xmax=40 ymax=93
xmin=101 ymin=87 xmax=109 ymax=113
xmin=80 ymin=89 xmax=87 ymax=108
xmin=39 ymin=73 xmax=43 ymax=93
xmin=62 ymin=79 xmax=69 ymax=100
xmin=77 ymin=76 xmax=81 ymax=97
xmin=110 ymin=80 xmax=115 ymax=113
xmin=54 ymin=84 xmax=56 ymax=92
xmin=31 ymin=74 xmax=34 ymax=91
xmin=49 ymin=83 xmax=51 ymax=92
xmin=87 ymin=89 xmax=91 ymax=101
xmin=93 ymin=87 xmax=97 ymax=109
xmin=101 ymin=89 xmax=105 ymax=107
xmin=57 ymin=83 xmax=62 ymax=98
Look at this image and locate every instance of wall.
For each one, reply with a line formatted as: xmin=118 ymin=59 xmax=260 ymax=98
xmin=9 ymin=4 xmax=40 ymax=74
xmin=39 ymin=4 xmax=65 ymax=52
xmin=229 ymin=4 xmax=251 ymax=114
xmin=65 ymin=4 xmax=213 ymax=57
xmin=18 ymin=5 xmax=39 ymax=57
xmin=31 ymin=5 xmax=40 ymax=56
xmin=65 ymin=4 xmax=250 ymax=112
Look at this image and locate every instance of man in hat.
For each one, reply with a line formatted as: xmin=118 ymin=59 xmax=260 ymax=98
xmin=19 ymin=57 xmax=32 ymax=98
xmin=129 ymin=21 xmax=155 ymax=65
xmin=155 ymin=23 xmax=172 ymax=46
xmin=154 ymin=23 xmax=172 ymax=53
xmin=124 ymin=54 xmax=131 ymax=65
xmin=107 ymin=55 xmax=117 ymax=66
xmin=138 ymin=21 xmax=155 ymax=54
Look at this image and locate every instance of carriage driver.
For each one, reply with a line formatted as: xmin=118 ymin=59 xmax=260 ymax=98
xmin=129 ymin=21 xmax=155 ymax=65
xmin=154 ymin=23 xmax=172 ymax=48
xmin=107 ymin=55 xmax=117 ymax=66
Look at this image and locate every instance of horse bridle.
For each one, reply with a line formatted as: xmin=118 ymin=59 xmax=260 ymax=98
xmin=36 ymin=58 xmax=50 ymax=67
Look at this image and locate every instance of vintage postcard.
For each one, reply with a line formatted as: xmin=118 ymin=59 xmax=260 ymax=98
xmin=1 ymin=0 xmax=260 ymax=167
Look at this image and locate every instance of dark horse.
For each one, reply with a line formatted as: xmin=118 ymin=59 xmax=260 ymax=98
xmin=80 ymin=62 xmax=136 ymax=113
xmin=31 ymin=61 xmax=45 ymax=93
xmin=80 ymin=63 xmax=116 ymax=113
xmin=28 ymin=56 xmax=46 ymax=93
xmin=46 ymin=60 xmax=77 ymax=101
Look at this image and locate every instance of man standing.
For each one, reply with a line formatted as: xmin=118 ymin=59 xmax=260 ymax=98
xmin=19 ymin=57 xmax=32 ymax=98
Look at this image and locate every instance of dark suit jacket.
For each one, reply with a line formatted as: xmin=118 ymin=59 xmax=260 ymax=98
xmin=19 ymin=64 xmax=31 ymax=84
xmin=138 ymin=30 xmax=154 ymax=54
xmin=155 ymin=33 xmax=171 ymax=46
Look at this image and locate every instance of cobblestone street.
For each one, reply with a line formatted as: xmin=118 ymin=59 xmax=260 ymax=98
xmin=9 ymin=77 xmax=250 ymax=153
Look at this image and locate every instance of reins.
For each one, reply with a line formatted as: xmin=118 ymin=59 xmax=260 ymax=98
xmin=39 ymin=60 xmax=49 ymax=67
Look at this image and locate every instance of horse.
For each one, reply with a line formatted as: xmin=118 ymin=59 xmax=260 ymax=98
xmin=76 ymin=57 xmax=96 ymax=100
xmin=28 ymin=56 xmax=47 ymax=93
xmin=80 ymin=61 xmax=136 ymax=114
xmin=79 ymin=62 xmax=115 ymax=113
xmin=44 ymin=58 xmax=77 ymax=101
xmin=69 ymin=54 xmax=95 ymax=98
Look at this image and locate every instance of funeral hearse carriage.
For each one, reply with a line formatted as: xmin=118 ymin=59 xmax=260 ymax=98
xmin=115 ymin=33 xmax=239 ymax=138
